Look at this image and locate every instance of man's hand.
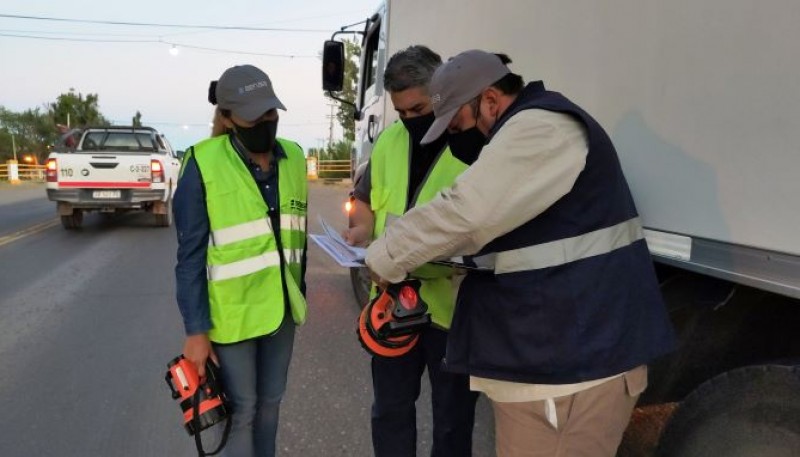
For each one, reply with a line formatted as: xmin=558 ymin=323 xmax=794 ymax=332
xmin=369 ymin=269 xmax=390 ymax=290
xmin=342 ymin=225 xmax=372 ymax=247
xmin=182 ymin=333 xmax=218 ymax=381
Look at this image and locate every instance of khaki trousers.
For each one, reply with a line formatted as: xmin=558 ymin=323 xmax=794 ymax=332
xmin=492 ymin=366 xmax=647 ymax=457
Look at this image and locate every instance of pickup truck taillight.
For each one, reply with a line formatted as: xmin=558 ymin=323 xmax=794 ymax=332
xmin=46 ymin=158 xmax=58 ymax=182
xmin=151 ymin=159 xmax=164 ymax=183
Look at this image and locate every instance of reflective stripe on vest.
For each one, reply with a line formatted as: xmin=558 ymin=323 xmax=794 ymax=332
xmin=280 ymin=214 xmax=306 ymax=233
xmin=210 ymin=215 xmax=305 ymax=249
xmin=472 ymin=217 xmax=644 ymax=273
xmin=282 ymin=249 xmax=304 ymax=265
xmin=211 ymin=217 xmax=272 ymax=246
xmin=208 ymin=251 xmax=281 ymax=281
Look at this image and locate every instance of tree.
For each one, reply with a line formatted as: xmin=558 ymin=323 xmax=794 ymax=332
xmin=49 ymin=88 xmax=109 ymax=128
xmin=326 ymin=139 xmax=354 ymax=161
xmin=0 ymin=107 xmax=53 ymax=162
xmin=306 ymin=147 xmax=323 ymax=158
xmin=0 ymin=89 xmax=111 ymax=162
xmin=326 ymin=39 xmax=361 ymax=142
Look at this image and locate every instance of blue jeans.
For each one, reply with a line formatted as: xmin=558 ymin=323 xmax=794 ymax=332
xmin=371 ymin=326 xmax=479 ymax=457
xmin=213 ymin=318 xmax=295 ymax=457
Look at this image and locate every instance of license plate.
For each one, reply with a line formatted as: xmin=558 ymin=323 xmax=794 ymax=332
xmin=93 ymin=190 xmax=121 ymax=199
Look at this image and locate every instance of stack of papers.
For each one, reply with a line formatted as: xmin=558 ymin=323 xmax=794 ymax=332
xmin=309 ymin=217 xmax=366 ymax=268
xmin=310 ymin=217 xmax=494 ymax=272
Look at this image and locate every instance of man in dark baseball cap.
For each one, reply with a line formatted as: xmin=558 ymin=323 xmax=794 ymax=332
xmin=367 ymin=48 xmax=674 ymax=457
xmin=420 ymin=50 xmax=510 ymax=145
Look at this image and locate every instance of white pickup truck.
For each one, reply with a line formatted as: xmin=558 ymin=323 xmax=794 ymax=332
xmin=45 ymin=126 xmax=181 ymax=229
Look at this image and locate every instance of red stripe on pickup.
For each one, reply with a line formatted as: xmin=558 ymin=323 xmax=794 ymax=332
xmin=58 ymin=182 xmax=152 ymax=188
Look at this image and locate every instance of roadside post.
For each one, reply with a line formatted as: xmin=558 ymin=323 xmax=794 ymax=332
xmin=307 ymin=156 xmax=319 ymax=180
xmin=7 ymin=160 xmax=21 ymax=184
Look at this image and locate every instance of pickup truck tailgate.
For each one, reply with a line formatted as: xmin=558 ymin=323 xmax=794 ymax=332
xmin=54 ymin=153 xmax=154 ymax=189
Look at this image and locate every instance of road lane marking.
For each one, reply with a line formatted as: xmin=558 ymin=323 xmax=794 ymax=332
xmin=0 ymin=218 xmax=60 ymax=248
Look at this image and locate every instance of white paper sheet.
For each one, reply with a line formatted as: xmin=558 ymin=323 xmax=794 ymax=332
xmin=309 ymin=217 xmax=366 ymax=268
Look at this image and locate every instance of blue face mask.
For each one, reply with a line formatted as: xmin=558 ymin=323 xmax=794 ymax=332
xmin=234 ymin=119 xmax=278 ymax=154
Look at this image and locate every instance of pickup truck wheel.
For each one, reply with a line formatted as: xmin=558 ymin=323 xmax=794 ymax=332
xmin=656 ymin=365 xmax=800 ymax=457
xmin=155 ymin=205 xmax=172 ymax=227
xmin=60 ymin=210 xmax=83 ymax=230
xmin=350 ymin=267 xmax=372 ymax=309
xmin=155 ymin=190 xmax=173 ymax=228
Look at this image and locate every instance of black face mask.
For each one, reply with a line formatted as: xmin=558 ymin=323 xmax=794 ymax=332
xmin=234 ymin=119 xmax=278 ymax=154
xmin=448 ymin=126 xmax=487 ymax=165
xmin=401 ymin=112 xmax=436 ymax=146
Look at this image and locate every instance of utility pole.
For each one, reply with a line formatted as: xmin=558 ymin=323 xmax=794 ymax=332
xmin=11 ymin=133 xmax=17 ymax=161
xmin=326 ymin=101 xmax=336 ymax=158
xmin=316 ymin=138 xmax=326 ymax=157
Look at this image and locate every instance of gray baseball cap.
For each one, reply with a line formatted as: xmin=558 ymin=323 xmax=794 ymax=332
xmin=421 ymin=50 xmax=511 ymax=144
xmin=215 ymin=65 xmax=286 ymax=122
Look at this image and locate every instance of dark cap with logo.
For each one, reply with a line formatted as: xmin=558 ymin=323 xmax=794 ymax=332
xmin=421 ymin=50 xmax=511 ymax=144
xmin=214 ymin=65 xmax=286 ymax=122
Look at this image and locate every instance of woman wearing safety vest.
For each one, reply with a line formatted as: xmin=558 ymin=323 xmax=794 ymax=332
xmin=344 ymin=46 xmax=479 ymax=457
xmin=173 ymin=64 xmax=308 ymax=457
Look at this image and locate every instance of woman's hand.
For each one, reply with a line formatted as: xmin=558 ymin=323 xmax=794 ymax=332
xmin=182 ymin=333 xmax=218 ymax=381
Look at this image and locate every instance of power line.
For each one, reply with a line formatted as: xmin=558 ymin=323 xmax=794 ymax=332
xmin=0 ymin=28 xmax=159 ymax=37
xmin=0 ymin=13 xmax=330 ymax=32
xmin=163 ymin=41 xmax=316 ymax=58
xmin=0 ymin=32 xmax=317 ymax=57
xmin=0 ymin=32 xmax=160 ymax=43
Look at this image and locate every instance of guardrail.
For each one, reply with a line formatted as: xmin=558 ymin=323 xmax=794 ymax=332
xmin=318 ymin=159 xmax=351 ymax=173
xmin=0 ymin=163 xmax=47 ymax=182
xmin=313 ymin=159 xmax=351 ymax=180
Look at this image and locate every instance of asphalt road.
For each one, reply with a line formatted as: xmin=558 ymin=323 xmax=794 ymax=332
xmin=0 ymin=181 xmax=495 ymax=457
xmin=0 ymin=182 xmax=57 ymax=238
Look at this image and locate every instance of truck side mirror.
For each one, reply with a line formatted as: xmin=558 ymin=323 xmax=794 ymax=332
xmin=322 ymin=40 xmax=345 ymax=92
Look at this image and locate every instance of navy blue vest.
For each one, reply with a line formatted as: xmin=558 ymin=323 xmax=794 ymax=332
xmin=446 ymin=82 xmax=675 ymax=384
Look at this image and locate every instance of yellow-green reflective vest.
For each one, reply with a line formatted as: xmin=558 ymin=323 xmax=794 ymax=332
xmin=186 ymin=135 xmax=307 ymax=344
xmin=370 ymin=121 xmax=468 ymax=329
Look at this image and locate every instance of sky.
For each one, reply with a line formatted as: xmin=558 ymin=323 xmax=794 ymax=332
xmin=0 ymin=0 xmax=378 ymax=152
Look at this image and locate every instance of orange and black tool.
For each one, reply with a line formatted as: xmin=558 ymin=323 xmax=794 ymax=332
xmin=358 ymin=279 xmax=431 ymax=357
xmin=165 ymin=355 xmax=230 ymax=456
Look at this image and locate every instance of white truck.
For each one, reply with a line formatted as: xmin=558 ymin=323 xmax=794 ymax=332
xmin=45 ymin=126 xmax=181 ymax=229
xmin=323 ymin=1 xmax=800 ymax=455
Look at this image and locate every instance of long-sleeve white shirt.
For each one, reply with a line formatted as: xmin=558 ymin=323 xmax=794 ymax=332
xmin=366 ymin=108 xmax=588 ymax=282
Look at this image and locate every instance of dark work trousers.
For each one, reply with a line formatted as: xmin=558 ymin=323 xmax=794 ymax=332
xmin=371 ymin=326 xmax=479 ymax=457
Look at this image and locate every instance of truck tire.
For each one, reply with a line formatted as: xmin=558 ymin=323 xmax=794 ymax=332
xmin=155 ymin=203 xmax=172 ymax=227
xmin=60 ymin=210 xmax=83 ymax=230
xmin=350 ymin=267 xmax=371 ymax=309
xmin=155 ymin=190 xmax=173 ymax=228
xmin=656 ymin=365 xmax=800 ymax=457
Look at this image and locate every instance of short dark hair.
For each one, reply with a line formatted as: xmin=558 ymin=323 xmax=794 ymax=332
xmin=490 ymin=53 xmax=524 ymax=95
xmin=383 ymin=45 xmax=442 ymax=93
